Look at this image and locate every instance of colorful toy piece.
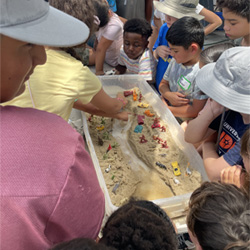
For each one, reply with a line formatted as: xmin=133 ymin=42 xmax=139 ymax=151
xmin=133 ymin=90 xmax=138 ymax=101
xmin=124 ymin=90 xmax=133 ymax=97
xmin=171 ymin=161 xmax=181 ymax=176
xmin=173 ymin=177 xmax=180 ymax=184
xmin=151 ymin=123 xmax=161 ymax=129
xmin=139 ymin=93 xmax=142 ymax=102
xmin=144 ymin=110 xmax=154 ymax=117
xmin=96 ymin=125 xmax=105 ymax=131
xmin=139 ymin=135 xmax=148 ymax=143
xmin=160 ymin=126 xmax=166 ymax=132
xmin=161 ymin=141 xmax=168 ymax=148
xmin=137 ymin=115 xmax=145 ymax=125
xmin=137 ymin=103 xmax=149 ymax=108
xmin=156 ymin=162 xmax=166 ymax=170
xmin=105 ymin=165 xmax=111 ymax=173
xmin=134 ymin=125 xmax=143 ymax=133
xmin=106 ymin=144 xmax=112 ymax=153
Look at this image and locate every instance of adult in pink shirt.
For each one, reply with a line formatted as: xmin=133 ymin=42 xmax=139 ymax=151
xmin=0 ymin=0 xmax=105 ymax=249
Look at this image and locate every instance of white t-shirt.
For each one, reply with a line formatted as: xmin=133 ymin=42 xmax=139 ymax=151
xmin=154 ymin=3 xmax=204 ymax=21
xmin=96 ymin=13 xmax=123 ymax=67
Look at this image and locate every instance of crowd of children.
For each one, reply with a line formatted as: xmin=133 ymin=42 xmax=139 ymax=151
xmin=1 ymin=0 xmax=250 ymax=249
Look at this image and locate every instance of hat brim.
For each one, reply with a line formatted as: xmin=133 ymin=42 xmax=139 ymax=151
xmin=0 ymin=7 xmax=89 ymax=47
xmin=196 ymin=63 xmax=250 ymax=114
xmin=153 ymin=1 xmax=204 ymax=20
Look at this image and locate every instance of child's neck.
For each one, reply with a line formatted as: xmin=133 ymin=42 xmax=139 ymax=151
xmin=241 ymin=34 xmax=250 ymax=46
xmin=182 ymin=54 xmax=200 ymax=67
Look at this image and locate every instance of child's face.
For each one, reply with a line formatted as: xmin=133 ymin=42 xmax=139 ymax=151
xmin=168 ymin=42 xmax=193 ymax=65
xmin=123 ymin=32 xmax=148 ymax=60
xmin=165 ymin=15 xmax=178 ymax=28
xmin=0 ymin=35 xmax=46 ymax=103
xmin=222 ymin=8 xmax=250 ymax=40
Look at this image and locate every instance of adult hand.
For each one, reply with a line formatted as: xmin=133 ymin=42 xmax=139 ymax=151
xmin=164 ymin=92 xmax=189 ymax=106
xmin=156 ymin=45 xmax=171 ymax=60
xmin=220 ymin=165 xmax=242 ymax=188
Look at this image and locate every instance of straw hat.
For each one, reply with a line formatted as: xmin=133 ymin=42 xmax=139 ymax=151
xmin=153 ymin=0 xmax=204 ymax=20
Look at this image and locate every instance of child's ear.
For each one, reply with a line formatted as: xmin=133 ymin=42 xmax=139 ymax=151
xmin=190 ymin=43 xmax=199 ymax=53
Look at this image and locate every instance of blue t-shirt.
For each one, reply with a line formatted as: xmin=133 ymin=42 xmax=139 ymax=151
xmin=153 ymin=23 xmax=172 ymax=92
xmin=209 ymin=110 xmax=250 ymax=166
xmin=107 ymin=0 xmax=117 ymax=12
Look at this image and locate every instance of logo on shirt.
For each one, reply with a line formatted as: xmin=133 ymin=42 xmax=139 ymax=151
xmin=219 ymin=131 xmax=236 ymax=150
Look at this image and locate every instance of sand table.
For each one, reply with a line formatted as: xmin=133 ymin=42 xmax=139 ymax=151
xmin=86 ymin=88 xmax=202 ymax=207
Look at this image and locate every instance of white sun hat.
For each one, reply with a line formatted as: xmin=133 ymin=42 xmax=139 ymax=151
xmin=0 ymin=0 xmax=89 ymax=47
xmin=153 ymin=0 xmax=204 ymax=21
xmin=196 ymin=47 xmax=250 ymax=115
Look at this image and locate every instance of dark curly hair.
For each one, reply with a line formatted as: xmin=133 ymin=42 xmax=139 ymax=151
xmin=100 ymin=200 xmax=178 ymax=250
xmin=187 ymin=182 xmax=250 ymax=250
xmin=49 ymin=238 xmax=115 ymax=250
xmin=216 ymin=0 xmax=250 ymax=22
xmin=123 ymin=18 xmax=153 ymax=40
xmin=92 ymin=0 xmax=110 ymax=28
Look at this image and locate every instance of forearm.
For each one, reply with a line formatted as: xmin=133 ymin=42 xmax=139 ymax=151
xmin=168 ymin=104 xmax=199 ymax=118
xmin=202 ymin=141 xmax=230 ymax=181
xmin=159 ymin=80 xmax=171 ymax=99
xmin=95 ymin=47 xmax=106 ymax=75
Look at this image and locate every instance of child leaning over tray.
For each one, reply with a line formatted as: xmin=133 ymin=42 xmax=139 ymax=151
xmin=115 ymin=18 xmax=157 ymax=84
xmin=159 ymin=16 xmax=207 ymax=122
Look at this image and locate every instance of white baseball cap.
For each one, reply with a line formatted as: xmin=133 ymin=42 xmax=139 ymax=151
xmin=0 ymin=0 xmax=90 ymax=47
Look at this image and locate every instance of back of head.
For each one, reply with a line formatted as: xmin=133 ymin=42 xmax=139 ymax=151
xmin=100 ymin=200 xmax=178 ymax=250
xmin=200 ymin=43 xmax=235 ymax=65
xmin=50 ymin=238 xmax=115 ymax=250
xmin=124 ymin=18 xmax=153 ymax=40
xmin=166 ymin=16 xmax=204 ymax=49
xmin=187 ymin=182 xmax=250 ymax=250
xmin=92 ymin=0 xmax=110 ymax=28
xmin=49 ymin=0 xmax=96 ymax=41
xmin=216 ymin=0 xmax=250 ymax=22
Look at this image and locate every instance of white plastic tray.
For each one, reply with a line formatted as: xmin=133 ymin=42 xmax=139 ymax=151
xmin=82 ymin=75 xmax=208 ymax=233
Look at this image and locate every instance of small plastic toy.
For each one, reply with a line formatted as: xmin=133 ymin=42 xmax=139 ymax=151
xmin=186 ymin=163 xmax=192 ymax=176
xmin=137 ymin=115 xmax=145 ymax=125
xmin=112 ymin=182 xmax=120 ymax=194
xmin=106 ymin=144 xmax=112 ymax=153
xmin=134 ymin=125 xmax=143 ymax=133
xmin=144 ymin=110 xmax=154 ymax=117
xmin=161 ymin=141 xmax=168 ymax=148
xmin=105 ymin=165 xmax=111 ymax=173
xmin=171 ymin=161 xmax=181 ymax=176
xmin=88 ymin=115 xmax=93 ymax=122
xmin=156 ymin=162 xmax=166 ymax=170
xmin=124 ymin=90 xmax=133 ymax=97
xmin=151 ymin=123 xmax=161 ymax=129
xmin=133 ymin=90 xmax=138 ymax=101
xmin=139 ymin=93 xmax=142 ymax=102
xmin=96 ymin=125 xmax=104 ymax=131
xmin=160 ymin=126 xmax=166 ymax=132
xmin=139 ymin=135 xmax=148 ymax=143
xmin=102 ymin=131 xmax=110 ymax=140
xmin=173 ymin=177 xmax=180 ymax=184
xmin=98 ymin=136 xmax=104 ymax=146
xmin=137 ymin=103 xmax=149 ymax=108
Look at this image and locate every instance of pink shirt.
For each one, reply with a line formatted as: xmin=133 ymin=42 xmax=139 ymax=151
xmin=96 ymin=13 xmax=123 ymax=67
xmin=0 ymin=106 xmax=105 ymax=250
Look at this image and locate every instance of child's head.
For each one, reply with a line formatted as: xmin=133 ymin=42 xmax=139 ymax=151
xmin=153 ymin=0 xmax=204 ymax=28
xmin=217 ymin=0 xmax=250 ymax=41
xmin=0 ymin=0 xmax=89 ymax=103
xmin=187 ymin=181 xmax=250 ymax=250
xmin=166 ymin=16 xmax=204 ymax=64
xmin=199 ymin=42 xmax=235 ymax=68
xmin=195 ymin=47 xmax=250 ymax=116
xmin=49 ymin=0 xmax=97 ymax=42
xmin=92 ymin=0 xmax=110 ymax=28
xmin=99 ymin=200 xmax=178 ymax=250
xmin=123 ymin=18 xmax=152 ymax=60
xmin=50 ymin=238 xmax=115 ymax=250
xmin=241 ymin=128 xmax=250 ymax=173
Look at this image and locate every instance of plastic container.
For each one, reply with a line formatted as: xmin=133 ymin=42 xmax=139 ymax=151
xmin=82 ymin=75 xmax=208 ymax=232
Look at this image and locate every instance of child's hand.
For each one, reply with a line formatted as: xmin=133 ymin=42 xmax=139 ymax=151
xmin=220 ymin=165 xmax=243 ymax=188
xmin=115 ymin=111 xmax=130 ymax=121
xmin=164 ymin=92 xmax=189 ymax=106
xmin=116 ymin=93 xmax=128 ymax=107
xmin=156 ymin=46 xmax=171 ymax=60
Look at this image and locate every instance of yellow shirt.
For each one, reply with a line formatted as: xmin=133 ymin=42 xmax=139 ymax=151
xmin=3 ymin=49 xmax=102 ymax=121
